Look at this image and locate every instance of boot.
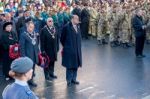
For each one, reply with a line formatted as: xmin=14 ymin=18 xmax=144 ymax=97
xmin=98 ymin=40 xmax=102 ymax=45
xmin=102 ymin=39 xmax=108 ymax=45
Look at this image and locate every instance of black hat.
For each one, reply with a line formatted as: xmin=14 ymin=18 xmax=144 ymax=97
xmin=3 ymin=22 xmax=13 ymax=30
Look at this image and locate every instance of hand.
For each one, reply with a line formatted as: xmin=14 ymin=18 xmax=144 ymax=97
xmin=41 ymin=51 xmax=46 ymax=56
xmin=142 ymin=25 xmax=146 ymax=29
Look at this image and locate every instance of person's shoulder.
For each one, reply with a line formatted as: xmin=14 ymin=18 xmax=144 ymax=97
xmin=63 ymin=22 xmax=71 ymax=28
xmin=24 ymin=86 xmax=38 ymax=99
xmin=18 ymin=16 xmax=24 ymax=21
xmin=20 ymin=30 xmax=27 ymax=38
xmin=2 ymin=84 xmax=11 ymax=97
xmin=41 ymin=25 xmax=47 ymax=32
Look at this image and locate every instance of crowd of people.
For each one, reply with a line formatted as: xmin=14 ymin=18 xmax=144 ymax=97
xmin=0 ymin=0 xmax=150 ymax=98
xmin=0 ymin=0 xmax=83 ymax=87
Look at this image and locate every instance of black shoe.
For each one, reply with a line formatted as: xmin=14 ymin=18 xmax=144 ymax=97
xmin=136 ymin=55 xmax=143 ymax=58
xmin=72 ymin=80 xmax=80 ymax=85
xmin=50 ymin=75 xmax=57 ymax=79
xmin=28 ymin=80 xmax=37 ymax=87
xmin=45 ymin=76 xmax=52 ymax=81
xmin=110 ymin=42 xmax=117 ymax=47
xmin=126 ymin=43 xmax=131 ymax=47
xmin=102 ymin=39 xmax=108 ymax=45
xmin=67 ymin=82 xmax=72 ymax=86
xmin=98 ymin=40 xmax=102 ymax=45
xmin=141 ymin=54 xmax=146 ymax=57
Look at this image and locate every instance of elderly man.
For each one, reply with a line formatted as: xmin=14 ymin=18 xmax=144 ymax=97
xmin=40 ymin=17 xmax=58 ymax=80
xmin=61 ymin=15 xmax=82 ymax=86
xmin=132 ymin=8 xmax=147 ymax=58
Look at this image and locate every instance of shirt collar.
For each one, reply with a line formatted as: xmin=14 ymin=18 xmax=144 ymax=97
xmin=15 ymin=79 xmax=28 ymax=86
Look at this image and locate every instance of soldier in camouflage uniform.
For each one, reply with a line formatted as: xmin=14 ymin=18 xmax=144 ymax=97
xmin=89 ymin=3 xmax=98 ymax=37
xmin=109 ymin=4 xmax=120 ymax=47
xmin=97 ymin=7 xmax=108 ymax=45
xmin=145 ymin=3 xmax=150 ymax=44
xmin=120 ymin=5 xmax=132 ymax=48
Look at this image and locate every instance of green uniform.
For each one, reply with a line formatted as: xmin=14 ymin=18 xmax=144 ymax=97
xmin=89 ymin=7 xmax=98 ymax=37
xmin=97 ymin=11 xmax=108 ymax=44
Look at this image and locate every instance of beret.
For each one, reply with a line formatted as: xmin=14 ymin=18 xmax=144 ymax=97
xmin=11 ymin=57 xmax=33 ymax=73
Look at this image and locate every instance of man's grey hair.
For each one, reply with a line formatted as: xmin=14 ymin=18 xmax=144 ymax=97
xmin=135 ymin=8 xmax=141 ymax=14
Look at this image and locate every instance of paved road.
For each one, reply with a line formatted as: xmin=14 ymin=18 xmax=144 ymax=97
xmin=1 ymin=39 xmax=150 ymax=99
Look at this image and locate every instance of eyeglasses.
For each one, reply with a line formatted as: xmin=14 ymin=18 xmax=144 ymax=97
xmin=48 ymin=20 xmax=53 ymax=22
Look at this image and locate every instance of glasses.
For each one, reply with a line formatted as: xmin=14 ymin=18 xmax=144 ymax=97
xmin=48 ymin=20 xmax=53 ymax=23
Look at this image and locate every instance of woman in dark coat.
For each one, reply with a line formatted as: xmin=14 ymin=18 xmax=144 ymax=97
xmin=1 ymin=22 xmax=18 ymax=80
xmin=60 ymin=15 xmax=82 ymax=86
xmin=40 ymin=17 xmax=58 ymax=80
xmin=19 ymin=21 xmax=39 ymax=87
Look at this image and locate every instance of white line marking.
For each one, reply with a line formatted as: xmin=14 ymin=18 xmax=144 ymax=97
xmin=78 ymin=86 xmax=95 ymax=93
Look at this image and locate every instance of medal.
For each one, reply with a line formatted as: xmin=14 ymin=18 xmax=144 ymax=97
xmin=46 ymin=26 xmax=55 ymax=39
xmin=52 ymin=35 xmax=55 ymax=39
xmin=32 ymin=39 xmax=36 ymax=45
xmin=26 ymin=32 xmax=37 ymax=45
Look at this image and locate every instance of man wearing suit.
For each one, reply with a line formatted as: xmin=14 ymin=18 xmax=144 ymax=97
xmin=61 ymin=15 xmax=82 ymax=86
xmin=19 ymin=21 xmax=39 ymax=87
xmin=132 ymin=8 xmax=147 ymax=58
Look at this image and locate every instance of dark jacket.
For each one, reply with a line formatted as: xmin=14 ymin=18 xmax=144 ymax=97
xmin=16 ymin=16 xmax=32 ymax=38
xmin=0 ymin=20 xmax=5 ymax=57
xmin=132 ymin=15 xmax=146 ymax=37
xmin=81 ymin=8 xmax=90 ymax=23
xmin=1 ymin=31 xmax=18 ymax=52
xmin=19 ymin=31 xmax=39 ymax=64
xmin=40 ymin=25 xmax=58 ymax=61
xmin=16 ymin=16 xmax=26 ymax=33
xmin=60 ymin=22 xmax=82 ymax=68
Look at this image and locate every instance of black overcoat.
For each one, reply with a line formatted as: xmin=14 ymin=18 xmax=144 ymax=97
xmin=40 ymin=25 xmax=58 ymax=61
xmin=60 ymin=22 xmax=82 ymax=68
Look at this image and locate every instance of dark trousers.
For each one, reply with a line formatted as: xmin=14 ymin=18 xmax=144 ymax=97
xmin=2 ymin=52 xmax=13 ymax=78
xmin=135 ymin=36 xmax=145 ymax=56
xmin=32 ymin=63 xmax=36 ymax=78
xmin=44 ymin=61 xmax=55 ymax=79
xmin=66 ymin=68 xmax=78 ymax=83
xmin=28 ymin=63 xmax=36 ymax=83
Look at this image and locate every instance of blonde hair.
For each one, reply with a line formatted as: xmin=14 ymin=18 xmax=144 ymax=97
xmin=9 ymin=70 xmax=24 ymax=78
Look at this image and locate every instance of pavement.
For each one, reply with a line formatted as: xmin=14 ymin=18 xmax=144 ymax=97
xmin=1 ymin=39 xmax=150 ymax=99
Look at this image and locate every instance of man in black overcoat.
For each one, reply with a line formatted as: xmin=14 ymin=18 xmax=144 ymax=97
xmin=61 ymin=15 xmax=82 ymax=86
